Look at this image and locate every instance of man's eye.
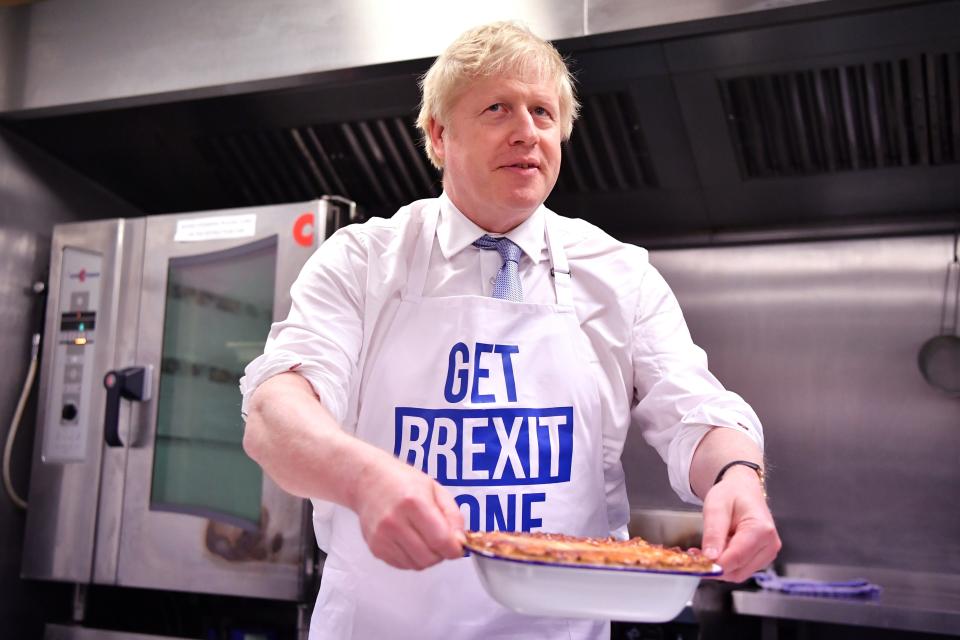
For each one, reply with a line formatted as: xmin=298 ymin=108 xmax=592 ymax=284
xmin=487 ymin=103 xmax=503 ymax=112
xmin=534 ymin=106 xmax=552 ymax=118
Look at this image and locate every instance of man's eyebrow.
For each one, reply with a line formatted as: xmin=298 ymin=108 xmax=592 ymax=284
xmin=476 ymin=90 xmax=558 ymax=110
xmin=531 ymin=98 xmax=559 ymax=112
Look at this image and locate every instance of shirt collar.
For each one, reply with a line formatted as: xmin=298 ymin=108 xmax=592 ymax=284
xmin=436 ymin=192 xmax=546 ymax=264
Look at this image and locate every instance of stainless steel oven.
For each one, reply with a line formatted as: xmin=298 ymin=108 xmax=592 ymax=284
xmin=22 ymin=199 xmax=352 ymax=602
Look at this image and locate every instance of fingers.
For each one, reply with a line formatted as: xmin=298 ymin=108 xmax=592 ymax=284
xmin=366 ymin=504 xmax=446 ymax=570
xmin=399 ymin=517 xmax=448 ymax=569
xmin=379 ymin=539 xmax=418 ymax=571
xmin=700 ymin=491 xmax=733 ymax=562
xmin=406 ymin=486 xmax=463 ymax=561
xmin=719 ymin=539 xmax=778 ymax=583
xmin=717 ymin=518 xmax=781 ymax=582
xmin=360 ymin=465 xmax=465 ymax=570
xmin=701 ymin=465 xmax=781 ymax=582
xmin=709 ymin=495 xmax=781 ymax=582
xmin=364 ymin=505 xmax=433 ymax=569
xmin=433 ymin=482 xmax=467 ymax=547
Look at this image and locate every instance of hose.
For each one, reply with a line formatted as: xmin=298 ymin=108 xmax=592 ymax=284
xmin=3 ymin=332 xmax=40 ymax=510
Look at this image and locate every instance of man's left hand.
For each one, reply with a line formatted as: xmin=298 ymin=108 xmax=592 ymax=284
xmin=700 ymin=465 xmax=781 ymax=583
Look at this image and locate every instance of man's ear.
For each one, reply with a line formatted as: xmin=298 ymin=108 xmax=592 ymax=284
xmin=428 ymin=117 xmax=445 ymax=164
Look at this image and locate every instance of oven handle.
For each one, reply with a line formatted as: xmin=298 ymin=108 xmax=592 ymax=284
xmin=103 ymin=366 xmax=153 ymax=447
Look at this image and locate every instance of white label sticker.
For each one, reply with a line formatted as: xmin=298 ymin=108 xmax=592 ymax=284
xmin=174 ymin=214 xmax=257 ymax=242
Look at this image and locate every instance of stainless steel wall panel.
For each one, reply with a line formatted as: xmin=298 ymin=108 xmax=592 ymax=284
xmin=1 ymin=0 xmax=586 ymax=115
xmin=6 ymin=0 xmax=914 ymax=116
xmin=0 ymin=128 xmax=140 ymax=638
xmin=623 ymin=234 xmax=960 ymax=574
xmin=587 ymin=0 xmax=829 ymax=36
xmin=662 ymin=1 xmax=960 ymax=73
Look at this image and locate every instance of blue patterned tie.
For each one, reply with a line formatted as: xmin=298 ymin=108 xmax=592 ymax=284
xmin=473 ymin=235 xmax=523 ymax=302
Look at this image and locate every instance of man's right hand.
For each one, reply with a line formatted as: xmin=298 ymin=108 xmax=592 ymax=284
xmin=350 ymin=450 xmax=466 ymax=570
xmin=244 ymin=373 xmax=465 ymax=571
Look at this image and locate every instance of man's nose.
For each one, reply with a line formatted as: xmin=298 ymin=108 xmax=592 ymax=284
xmin=509 ymin=111 xmax=537 ymax=146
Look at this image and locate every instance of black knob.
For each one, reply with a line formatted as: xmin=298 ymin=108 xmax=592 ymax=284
xmin=61 ymin=403 xmax=78 ymax=422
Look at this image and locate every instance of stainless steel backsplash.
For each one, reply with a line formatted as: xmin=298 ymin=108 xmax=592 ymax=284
xmin=624 ymin=234 xmax=960 ymax=575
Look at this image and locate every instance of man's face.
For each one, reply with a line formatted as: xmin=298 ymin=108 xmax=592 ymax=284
xmin=428 ymin=74 xmax=563 ymax=232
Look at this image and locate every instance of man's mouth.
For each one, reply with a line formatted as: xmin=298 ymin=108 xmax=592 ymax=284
xmin=503 ymin=162 xmax=539 ymax=170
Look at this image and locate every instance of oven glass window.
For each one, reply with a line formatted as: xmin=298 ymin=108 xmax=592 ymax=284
xmin=151 ymin=236 xmax=277 ymax=529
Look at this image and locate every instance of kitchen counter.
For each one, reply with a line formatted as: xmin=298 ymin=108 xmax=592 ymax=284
xmin=732 ymin=563 xmax=960 ymax=636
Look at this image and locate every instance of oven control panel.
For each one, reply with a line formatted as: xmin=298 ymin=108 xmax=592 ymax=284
xmin=41 ymin=247 xmax=102 ymax=463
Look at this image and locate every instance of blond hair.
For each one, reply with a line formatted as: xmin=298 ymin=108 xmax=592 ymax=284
xmin=416 ymin=21 xmax=579 ymax=169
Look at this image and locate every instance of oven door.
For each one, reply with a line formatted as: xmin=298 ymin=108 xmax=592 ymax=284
xmin=112 ymin=202 xmax=328 ymax=600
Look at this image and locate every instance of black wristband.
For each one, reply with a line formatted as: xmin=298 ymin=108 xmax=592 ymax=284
xmin=714 ymin=460 xmax=763 ymax=486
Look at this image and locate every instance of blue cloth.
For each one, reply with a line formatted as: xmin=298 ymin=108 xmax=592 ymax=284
xmin=473 ymin=235 xmax=523 ymax=302
xmin=752 ymin=570 xmax=882 ymax=598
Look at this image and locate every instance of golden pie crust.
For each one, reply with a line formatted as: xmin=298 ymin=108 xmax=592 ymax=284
xmin=464 ymin=530 xmax=715 ymax=573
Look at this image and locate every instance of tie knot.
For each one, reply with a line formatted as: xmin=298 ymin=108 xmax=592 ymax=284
xmin=473 ymin=235 xmax=522 ymax=263
xmin=472 ymin=234 xmax=523 ymax=302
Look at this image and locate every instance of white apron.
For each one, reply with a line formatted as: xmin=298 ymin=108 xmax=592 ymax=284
xmin=310 ymin=204 xmax=616 ymax=639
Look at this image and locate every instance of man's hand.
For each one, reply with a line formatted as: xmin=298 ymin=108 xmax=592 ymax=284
xmin=688 ymin=427 xmax=781 ymax=583
xmin=350 ymin=450 xmax=466 ymax=570
xmin=701 ymin=465 xmax=781 ymax=582
xmin=244 ymin=373 xmax=464 ymax=571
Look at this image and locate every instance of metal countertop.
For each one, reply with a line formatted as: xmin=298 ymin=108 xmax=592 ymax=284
xmin=732 ymin=563 xmax=960 ymax=636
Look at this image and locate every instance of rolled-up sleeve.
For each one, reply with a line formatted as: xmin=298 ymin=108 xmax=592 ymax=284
xmin=630 ymin=266 xmax=763 ymax=505
xmin=239 ymin=228 xmax=367 ymax=426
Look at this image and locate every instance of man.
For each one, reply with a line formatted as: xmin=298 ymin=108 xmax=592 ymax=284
xmin=241 ymin=21 xmax=779 ymax=640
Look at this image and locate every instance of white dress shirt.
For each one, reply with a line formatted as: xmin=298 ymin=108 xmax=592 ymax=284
xmin=240 ymin=193 xmax=763 ymax=507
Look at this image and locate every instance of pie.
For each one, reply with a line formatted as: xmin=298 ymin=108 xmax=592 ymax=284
xmin=463 ymin=530 xmax=715 ymax=573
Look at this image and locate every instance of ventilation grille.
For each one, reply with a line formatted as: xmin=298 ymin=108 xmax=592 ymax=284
xmin=721 ymin=52 xmax=960 ymax=178
xmin=557 ymin=90 xmax=659 ymax=192
xmin=197 ymin=89 xmax=657 ymax=211
xmin=198 ymin=116 xmax=441 ymax=209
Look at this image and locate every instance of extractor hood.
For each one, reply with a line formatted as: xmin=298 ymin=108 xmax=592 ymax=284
xmin=2 ymin=0 xmax=958 ymax=245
